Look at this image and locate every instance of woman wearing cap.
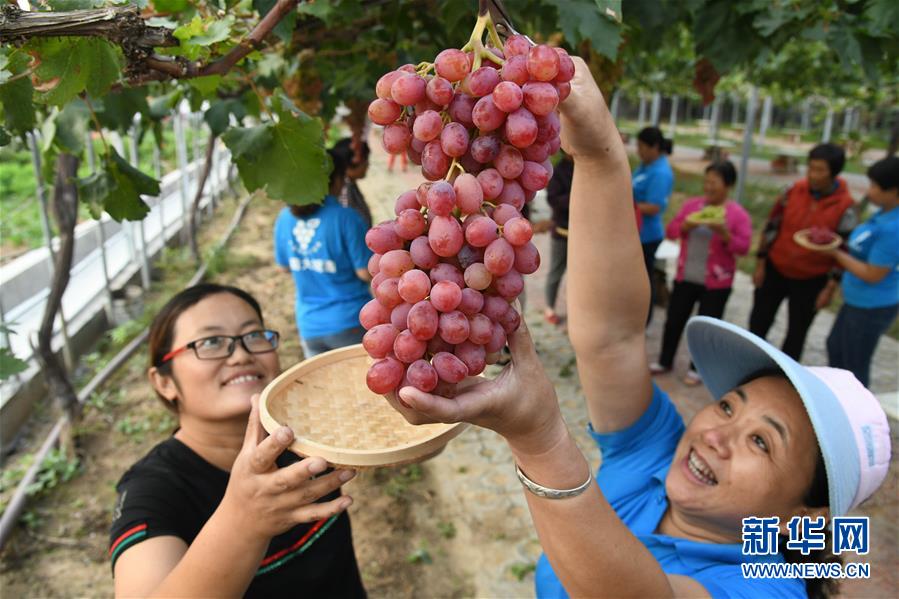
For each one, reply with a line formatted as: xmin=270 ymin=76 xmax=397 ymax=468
xmin=816 ymin=156 xmax=898 ymax=387
xmin=109 ymin=284 xmax=365 ymax=597
xmin=389 ymin=58 xmax=890 ymax=598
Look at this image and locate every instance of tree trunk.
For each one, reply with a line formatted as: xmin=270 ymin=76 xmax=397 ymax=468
xmin=34 ymin=153 xmax=80 ymax=456
xmin=189 ymin=133 xmax=217 ymax=263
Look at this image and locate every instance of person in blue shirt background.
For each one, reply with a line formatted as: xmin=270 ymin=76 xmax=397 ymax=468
xmin=815 ymin=156 xmax=899 ymax=387
xmin=274 ymin=148 xmax=373 ymax=358
xmin=389 ymin=59 xmax=891 ymax=599
xmin=633 ymin=126 xmax=675 ymax=323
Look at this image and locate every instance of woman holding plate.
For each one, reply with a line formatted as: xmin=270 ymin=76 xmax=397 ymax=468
xmin=650 ymin=161 xmax=752 ymax=385
xmin=389 ymin=57 xmax=890 ymax=599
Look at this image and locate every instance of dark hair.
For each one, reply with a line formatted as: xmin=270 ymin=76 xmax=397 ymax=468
xmin=867 ymin=156 xmax=899 ymax=192
xmin=333 ymin=137 xmax=371 ymax=165
xmin=808 ymin=143 xmax=846 ymax=177
xmin=289 ymin=147 xmax=347 ymax=218
xmin=705 ymin=160 xmax=737 ymax=187
xmin=637 ymin=127 xmax=673 ymax=155
xmin=148 ymin=284 xmax=265 ymax=412
xmin=738 ymin=369 xmax=841 ymax=599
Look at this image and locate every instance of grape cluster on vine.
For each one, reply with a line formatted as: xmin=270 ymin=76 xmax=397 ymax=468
xmin=363 ymin=25 xmax=571 ymax=397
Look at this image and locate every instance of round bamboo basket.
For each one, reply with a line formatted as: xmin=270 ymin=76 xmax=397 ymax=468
xmin=259 ymin=344 xmax=468 ymax=469
xmin=793 ymin=229 xmax=841 ymax=251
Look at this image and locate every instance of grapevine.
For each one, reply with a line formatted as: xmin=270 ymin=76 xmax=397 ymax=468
xmin=362 ymin=12 xmax=574 ymax=397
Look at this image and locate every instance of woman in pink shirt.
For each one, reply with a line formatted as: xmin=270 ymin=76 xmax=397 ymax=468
xmin=651 ymin=161 xmax=753 ymax=385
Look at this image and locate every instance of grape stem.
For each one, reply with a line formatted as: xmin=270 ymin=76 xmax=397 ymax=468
xmin=416 ymin=61 xmax=435 ymax=77
xmin=461 ymin=13 xmax=506 ymax=71
xmin=444 ymin=158 xmax=464 ymax=181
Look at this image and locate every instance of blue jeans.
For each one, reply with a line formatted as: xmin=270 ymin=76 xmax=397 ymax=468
xmin=301 ymin=325 xmax=366 ymax=358
xmin=827 ymin=302 xmax=898 ymax=387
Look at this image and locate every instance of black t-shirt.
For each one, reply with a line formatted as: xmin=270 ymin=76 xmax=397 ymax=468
xmin=109 ymin=437 xmax=366 ymax=598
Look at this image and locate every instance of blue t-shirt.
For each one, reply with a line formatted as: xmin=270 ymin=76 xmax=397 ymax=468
xmin=273 ymin=197 xmax=372 ymax=339
xmin=633 ymin=156 xmax=674 ymax=244
xmin=842 ymin=206 xmax=899 ymax=309
xmin=535 ymin=385 xmax=804 ymax=599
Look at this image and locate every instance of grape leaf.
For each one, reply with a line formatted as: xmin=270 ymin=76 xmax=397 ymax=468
xmin=45 ymin=0 xmax=106 ymax=9
xmin=186 ymin=75 xmax=223 ymax=98
xmin=544 ymin=0 xmax=622 ymax=60
xmin=78 ymin=148 xmax=158 ymax=221
xmin=151 ymin=0 xmax=191 ymax=11
xmin=222 ymin=94 xmax=330 ymax=205
xmin=0 ymin=50 xmax=36 ymax=135
xmin=29 ymin=38 xmax=121 ymax=106
xmin=0 ymin=126 xmax=11 ymax=147
xmin=0 ymin=348 xmax=28 ymax=381
xmin=173 ymin=16 xmax=235 ymax=61
xmin=53 ymin=101 xmax=91 ymax=154
xmin=205 ymin=98 xmax=247 ymax=136
xmin=94 ymin=88 xmax=151 ymax=131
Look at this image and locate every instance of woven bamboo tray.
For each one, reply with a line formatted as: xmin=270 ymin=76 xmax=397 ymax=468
xmin=259 ymin=344 xmax=468 ymax=469
xmin=793 ymin=229 xmax=841 ymax=251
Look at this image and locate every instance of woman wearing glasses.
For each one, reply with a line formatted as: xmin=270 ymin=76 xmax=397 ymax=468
xmin=109 ymin=284 xmax=366 ymax=598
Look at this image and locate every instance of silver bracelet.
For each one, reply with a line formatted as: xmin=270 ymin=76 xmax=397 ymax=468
xmin=515 ymin=464 xmax=593 ymax=499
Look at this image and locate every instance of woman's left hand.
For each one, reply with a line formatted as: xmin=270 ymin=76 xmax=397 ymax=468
xmin=386 ymin=316 xmax=568 ymax=456
xmin=708 ymin=222 xmax=730 ymax=241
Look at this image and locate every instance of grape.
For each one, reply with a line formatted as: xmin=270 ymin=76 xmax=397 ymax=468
xmin=501 ymin=55 xmax=529 ymax=86
xmin=391 ymin=73 xmax=426 ymax=105
xmin=360 ymin=298 xmax=391 ymax=330
xmin=457 ymin=244 xmax=484 ymax=270
xmin=535 ymin=111 xmax=561 ymax=143
xmin=368 ymin=253 xmax=381 ymax=276
xmin=493 ymin=81 xmax=524 ymax=113
xmin=521 ymin=141 xmax=550 ymax=163
xmin=391 ymin=302 xmax=414 ymax=331
xmin=395 ymin=190 xmax=420 ymax=214
xmin=477 ymin=168 xmax=504 ymax=200
xmin=410 ymin=236 xmax=440 ymax=269
xmin=405 ymin=359 xmax=438 ymax=392
xmin=427 ymin=181 xmax=456 ymax=216
xmin=426 ymin=76 xmax=454 ymax=106
xmin=527 ymin=45 xmax=560 ymax=81
xmin=491 ymin=204 xmax=521 ymax=226
xmin=383 ymin=123 xmax=412 ymax=154
xmin=464 ymin=67 xmax=501 ymax=97
xmin=494 ymin=270 xmax=524 ymax=298
xmin=440 ymin=122 xmax=470 ymax=158
xmin=448 ymin=93 xmax=476 ymax=128
xmin=368 ymin=99 xmax=402 ymax=125
xmin=468 ymin=313 xmax=493 ymax=344
xmin=464 ymin=263 xmax=492 ymax=290
xmin=427 ymin=335 xmax=454 ymax=356
xmin=503 ymin=34 xmax=531 ymax=57
xmin=412 ymin=110 xmax=443 ymax=142
xmin=370 ymin=272 xmax=386 ymax=295
xmin=376 ymin=277 xmax=403 ymax=308
xmin=432 ymin=352 xmax=469 ymax=383
xmin=407 ymin=146 xmax=422 ymax=165
xmin=366 ymin=223 xmax=403 ymax=254
xmin=449 ymin=173 xmax=482 ymax=215
xmin=435 ymin=49 xmax=471 ymax=82
xmin=485 ymin=321 xmax=507 ymax=353
xmin=472 ymin=95 xmax=506 ymax=132
xmin=522 ymin=82 xmax=559 ymax=116
xmin=513 ymin=241 xmax=541 ymax=274
xmin=428 ymin=215 xmax=464 ymax=257
xmin=407 ymin=300 xmax=439 ymax=340
xmin=459 ymin=150 xmax=483 ymax=175
xmin=495 ymin=145 xmax=524 ymax=179
xmin=555 ymin=48 xmax=575 ymax=83
xmin=379 ymin=249 xmax=414 ymax=277
xmin=398 ymin=63 xmax=417 ymax=73
xmin=499 ymin=305 xmax=522 ymax=334
xmin=504 ymin=107 xmax=538 ymax=148
xmin=366 ymin=357 xmax=405 ymax=394
xmin=394 ymin=329 xmax=428 ymax=363
xmin=376 ymin=71 xmax=403 ymax=100
xmin=464 ymin=215 xmax=499 ymax=247
xmin=416 ymin=182 xmax=431 ymax=207
xmin=415 ymin=98 xmax=442 ymax=115
xmin=454 ymin=341 xmax=486 ymax=377
xmin=506 ymin=216 xmax=534 ymax=246
xmin=398 ymin=269 xmax=431 ymax=303
xmin=395 ymin=208 xmax=427 ymax=240
xmin=484 ymin=238 xmax=515 ymax=275
xmin=541 ymin=158 xmax=554 ymax=181
xmin=363 ymin=324 xmax=400 ymax=359
xmin=438 ymin=310 xmax=470 ymax=344
xmin=470 ymin=135 xmax=501 ymax=163
xmin=430 ymin=280 xmax=462 ymax=312
xmin=496 ymin=179 xmax=525 ymax=210
xmin=556 ymin=81 xmax=572 ymax=102
xmin=458 ymin=287 xmax=485 ymax=316
xmin=547 ymin=136 xmax=562 ymax=155
xmin=421 ymin=140 xmax=451 ymax=179
xmin=519 ymin=160 xmax=551 ymax=191
xmin=429 ymin=263 xmax=465 ymax=288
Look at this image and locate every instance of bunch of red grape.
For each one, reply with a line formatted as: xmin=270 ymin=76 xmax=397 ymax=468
xmin=363 ymin=34 xmax=571 ymax=397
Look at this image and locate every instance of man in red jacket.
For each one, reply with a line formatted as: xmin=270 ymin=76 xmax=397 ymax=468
xmin=749 ymin=143 xmax=857 ymax=360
